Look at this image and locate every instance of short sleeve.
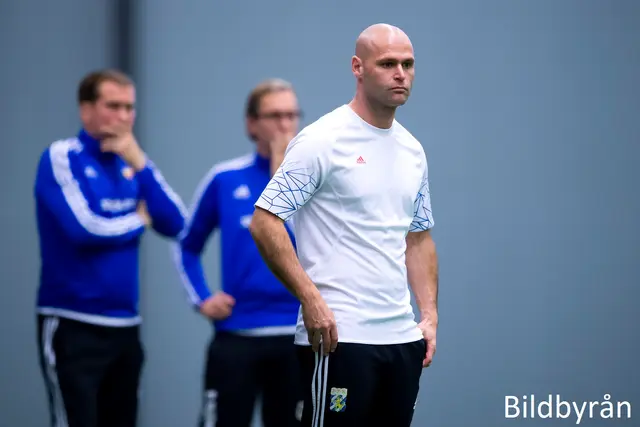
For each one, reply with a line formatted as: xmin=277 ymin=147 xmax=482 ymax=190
xmin=255 ymin=133 xmax=329 ymax=221
xmin=408 ymin=159 xmax=435 ymax=232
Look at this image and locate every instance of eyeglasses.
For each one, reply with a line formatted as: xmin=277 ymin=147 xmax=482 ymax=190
xmin=257 ymin=110 xmax=303 ymax=121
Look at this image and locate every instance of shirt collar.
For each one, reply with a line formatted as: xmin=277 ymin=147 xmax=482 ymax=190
xmin=77 ymin=128 xmax=121 ymax=161
xmin=77 ymin=128 xmax=102 ymax=156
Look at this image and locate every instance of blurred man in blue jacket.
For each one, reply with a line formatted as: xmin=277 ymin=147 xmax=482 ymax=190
xmin=174 ymin=79 xmax=302 ymax=427
xmin=34 ymin=69 xmax=186 ymax=427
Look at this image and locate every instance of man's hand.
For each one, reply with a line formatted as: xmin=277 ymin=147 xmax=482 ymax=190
xmin=417 ymin=319 xmax=437 ymax=367
xmin=269 ymin=131 xmax=294 ymax=176
xmin=301 ymin=294 xmax=338 ymax=354
xmin=270 ymin=130 xmax=293 ymax=156
xmin=136 ymin=200 xmax=151 ymax=227
xmin=101 ymin=124 xmax=147 ymax=171
xmin=199 ymin=291 xmax=236 ymax=320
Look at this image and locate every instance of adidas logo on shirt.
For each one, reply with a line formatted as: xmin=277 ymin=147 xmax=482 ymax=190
xmin=233 ymin=184 xmax=251 ymax=199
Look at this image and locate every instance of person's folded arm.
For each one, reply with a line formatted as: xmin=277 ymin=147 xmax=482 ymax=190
xmin=136 ymin=160 xmax=187 ymax=238
xmin=35 ymin=140 xmax=145 ymax=247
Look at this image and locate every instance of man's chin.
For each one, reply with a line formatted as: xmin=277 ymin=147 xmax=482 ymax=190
xmin=385 ymin=99 xmax=408 ymax=109
xmin=385 ymin=93 xmax=409 ymax=108
xmin=95 ymin=130 xmax=116 ymax=140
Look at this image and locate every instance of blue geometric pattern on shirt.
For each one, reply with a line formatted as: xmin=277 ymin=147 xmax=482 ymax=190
xmin=409 ymin=178 xmax=433 ymax=232
xmin=259 ymin=166 xmax=318 ymax=221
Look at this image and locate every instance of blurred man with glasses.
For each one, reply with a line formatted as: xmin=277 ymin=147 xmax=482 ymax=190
xmin=174 ymin=79 xmax=303 ymax=427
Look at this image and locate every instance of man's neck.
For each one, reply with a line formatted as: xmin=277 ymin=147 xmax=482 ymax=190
xmin=348 ymin=93 xmax=395 ymax=129
xmin=255 ymin=143 xmax=270 ymax=159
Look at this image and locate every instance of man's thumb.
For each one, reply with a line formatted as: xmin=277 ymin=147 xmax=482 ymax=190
xmin=221 ymin=293 xmax=236 ymax=306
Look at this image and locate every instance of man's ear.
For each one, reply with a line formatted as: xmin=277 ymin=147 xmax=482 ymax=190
xmin=351 ymin=56 xmax=363 ymax=77
xmin=79 ymin=102 xmax=90 ymax=124
xmin=247 ymin=116 xmax=258 ymax=141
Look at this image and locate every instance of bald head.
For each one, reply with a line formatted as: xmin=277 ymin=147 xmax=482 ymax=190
xmin=355 ymin=23 xmax=412 ymax=61
xmin=350 ymin=23 xmax=416 ymax=112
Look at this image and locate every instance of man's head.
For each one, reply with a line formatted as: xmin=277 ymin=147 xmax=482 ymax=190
xmin=78 ymin=69 xmax=136 ymax=139
xmin=245 ymin=78 xmax=301 ymax=155
xmin=351 ymin=24 xmax=415 ymax=109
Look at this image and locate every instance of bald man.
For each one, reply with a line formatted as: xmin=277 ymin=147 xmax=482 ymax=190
xmin=249 ymin=23 xmax=438 ymax=426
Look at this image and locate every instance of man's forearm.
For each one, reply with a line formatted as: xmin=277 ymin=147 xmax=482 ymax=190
xmin=406 ymin=231 xmax=439 ymax=325
xmin=250 ymin=209 xmax=319 ymax=304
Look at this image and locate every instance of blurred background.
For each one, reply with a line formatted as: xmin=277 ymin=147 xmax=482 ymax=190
xmin=1 ymin=0 xmax=639 ymax=426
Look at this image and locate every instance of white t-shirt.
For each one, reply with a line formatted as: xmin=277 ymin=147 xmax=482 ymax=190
xmin=254 ymin=104 xmax=435 ymax=345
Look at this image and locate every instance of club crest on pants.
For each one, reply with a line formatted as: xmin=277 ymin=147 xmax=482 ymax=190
xmin=329 ymin=387 xmax=347 ymax=412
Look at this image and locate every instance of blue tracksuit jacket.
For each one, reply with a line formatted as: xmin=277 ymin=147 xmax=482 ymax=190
xmin=174 ymin=152 xmax=300 ymax=332
xmin=34 ymin=129 xmax=186 ymax=326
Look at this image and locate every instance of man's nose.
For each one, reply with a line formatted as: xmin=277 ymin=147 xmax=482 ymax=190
xmin=277 ymin=120 xmax=292 ymax=133
xmin=394 ymin=66 xmax=406 ymax=81
xmin=118 ymin=107 xmax=131 ymax=121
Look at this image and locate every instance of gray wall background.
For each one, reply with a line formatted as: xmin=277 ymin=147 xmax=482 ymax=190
xmin=1 ymin=0 xmax=639 ymax=426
